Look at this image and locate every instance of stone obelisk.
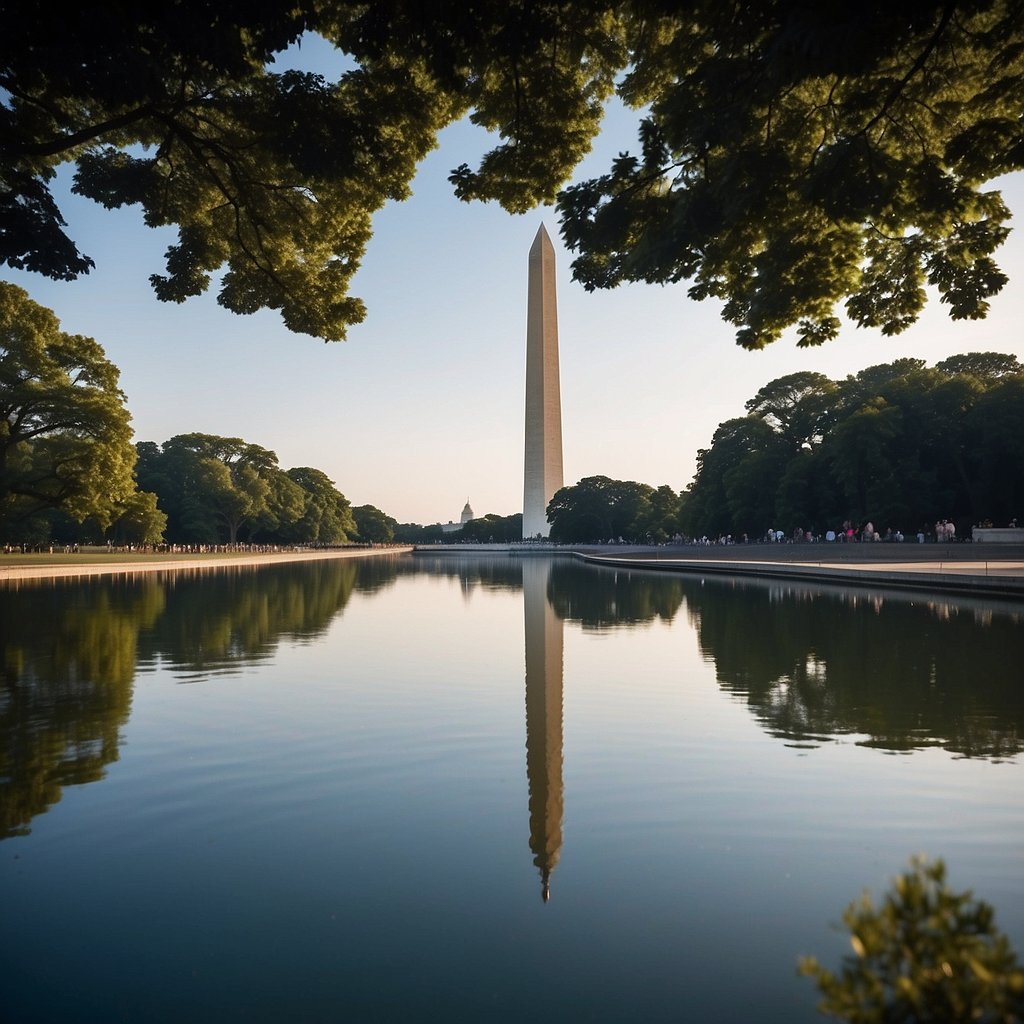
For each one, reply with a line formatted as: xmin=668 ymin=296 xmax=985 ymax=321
xmin=523 ymin=224 xmax=564 ymax=539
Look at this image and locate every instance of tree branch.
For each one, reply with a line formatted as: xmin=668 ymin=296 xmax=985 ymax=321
xmin=858 ymin=4 xmax=956 ymax=138
xmin=1 ymin=104 xmax=156 ymax=159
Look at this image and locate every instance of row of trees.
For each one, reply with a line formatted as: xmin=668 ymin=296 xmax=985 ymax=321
xmin=135 ymin=435 xmax=360 ymax=546
xmin=393 ymin=513 xmax=525 ymax=544
xmin=0 ymin=281 xmax=397 ymax=547
xmin=533 ymin=352 xmax=1023 ymax=545
xmin=0 ymin=269 xmax=504 ymax=547
xmin=683 ymin=352 xmax=1024 ymax=541
xmin=4 ymin=276 xmax=1020 ymax=548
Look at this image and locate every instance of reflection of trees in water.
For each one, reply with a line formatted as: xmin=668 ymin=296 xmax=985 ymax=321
xmin=4 ymin=553 xmax=1021 ymax=842
xmin=137 ymin=560 xmax=360 ymax=679
xmin=0 ymin=558 xmax=376 ymax=837
xmin=349 ymin=554 xmax=403 ymax=595
xmin=547 ymin=561 xmax=686 ymax=629
xmin=0 ymin=578 xmax=165 ymax=837
xmin=687 ymin=577 xmax=1024 ymax=758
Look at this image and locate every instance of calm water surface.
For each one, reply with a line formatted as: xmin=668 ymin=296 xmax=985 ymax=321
xmin=1 ymin=554 xmax=1022 ymax=1022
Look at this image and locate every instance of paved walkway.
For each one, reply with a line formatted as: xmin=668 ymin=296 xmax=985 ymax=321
xmin=0 ymin=546 xmax=413 ymax=583
xmin=8 ymin=541 xmax=1021 ymax=597
xmin=572 ymin=544 xmax=1024 ymax=599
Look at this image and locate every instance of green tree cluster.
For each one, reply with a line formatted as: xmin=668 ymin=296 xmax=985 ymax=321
xmin=546 ymin=476 xmax=683 ymax=542
xmin=683 ymin=352 xmax=1024 ymax=541
xmin=136 ymin=434 xmax=357 ymax=545
xmin=393 ymin=521 xmax=447 ymax=544
xmin=457 ymin=512 xmax=524 ymax=543
xmin=351 ymin=503 xmax=397 ymax=544
xmin=3 ymin=3 xmax=1021 ymax=347
xmin=0 ymin=282 xmax=163 ymax=545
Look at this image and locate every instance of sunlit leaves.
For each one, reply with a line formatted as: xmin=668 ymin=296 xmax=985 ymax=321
xmin=136 ymin=436 xmax=361 ymax=545
xmin=557 ymin=1 xmax=1024 ymax=349
xmin=2 ymin=2 xmax=1022 ymax=344
xmin=284 ymin=466 xmax=356 ymax=544
xmin=0 ymin=282 xmax=136 ymax=532
xmin=800 ymin=857 xmax=1024 ymax=1023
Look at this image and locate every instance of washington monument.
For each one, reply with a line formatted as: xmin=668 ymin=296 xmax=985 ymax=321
xmin=523 ymin=224 xmax=564 ymax=538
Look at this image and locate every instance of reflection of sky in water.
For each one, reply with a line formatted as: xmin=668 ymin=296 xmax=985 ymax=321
xmin=1 ymin=556 xmax=1022 ymax=1023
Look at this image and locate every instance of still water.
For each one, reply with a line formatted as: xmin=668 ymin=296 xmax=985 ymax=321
xmin=1 ymin=554 xmax=1022 ymax=1022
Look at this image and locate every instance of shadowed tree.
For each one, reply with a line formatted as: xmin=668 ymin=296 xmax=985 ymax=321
xmin=966 ymin=376 xmax=1024 ymax=524
xmin=3 ymin=3 xmax=1021 ymax=347
xmin=822 ymin=399 xmax=906 ymax=524
xmin=683 ymin=417 xmax=788 ymax=539
xmin=631 ymin=484 xmax=683 ymax=543
xmin=459 ymin=512 xmax=524 ymax=542
xmin=547 ymin=476 xmax=656 ymax=542
xmin=254 ymin=468 xmax=308 ymax=542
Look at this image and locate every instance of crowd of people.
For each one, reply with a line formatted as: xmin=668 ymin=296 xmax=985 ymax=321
xmin=690 ymin=518 xmax=997 ymax=547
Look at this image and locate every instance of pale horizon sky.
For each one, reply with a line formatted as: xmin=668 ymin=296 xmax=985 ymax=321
xmin=3 ymin=34 xmax=1023 ymax=526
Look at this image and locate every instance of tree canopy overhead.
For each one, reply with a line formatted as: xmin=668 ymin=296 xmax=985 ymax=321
xmin=2 ymin=2 xmax=1022 ymax=347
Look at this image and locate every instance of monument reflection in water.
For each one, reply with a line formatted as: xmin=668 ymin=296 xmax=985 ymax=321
xmin=1 ymin=555 xmax=1022 ymax=1023
xmin=523 ymin=557 xmax=564 ymax=901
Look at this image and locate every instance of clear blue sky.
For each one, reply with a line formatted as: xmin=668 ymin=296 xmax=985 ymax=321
xmin=3 ymin=34 xmax=1023 ymax=526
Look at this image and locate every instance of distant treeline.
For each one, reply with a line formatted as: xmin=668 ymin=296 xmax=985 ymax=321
xmin=682 ymin=352 xmax=1023 ymax=542
xmin=14 ymin=432 xmax=398 ymax=548
xmin=3 ymin=273 xmax=1019 ymax=549
xmin=523 ymin=352 xmax=1024 ymax=546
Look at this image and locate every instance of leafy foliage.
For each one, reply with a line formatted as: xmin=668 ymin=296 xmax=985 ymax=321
xmin=800 ymin=857 xmax=1024 ymax=1022
xmin=0 ymin=281 xmax=140 ymax=537
xmin=682 ymin=352 xmax=1024 ymax=539
xmin=546 ymin=475 xmax=682 ymax=542
xmin=352 ymin=503 xmax=397 ymax=544
xmin=560 ymin=1 xmax=1023 ymax=349
xmin=135 ymin=435 xmax=356 ymax=544
xmin=283 ymin=467 xmax=357 ymax=544
xmin=458 ymin=512 xmax=524 ymax=542
xmin=3 ymin=3 xmax=1021 ymax=345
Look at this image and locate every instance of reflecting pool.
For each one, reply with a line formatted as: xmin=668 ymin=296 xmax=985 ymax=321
xmin=1 ymin=554 xmax=1022 ymax=1022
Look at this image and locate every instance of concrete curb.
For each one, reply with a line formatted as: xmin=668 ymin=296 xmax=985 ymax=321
xmin=572 ymin=552 xmax=1024 ymax=600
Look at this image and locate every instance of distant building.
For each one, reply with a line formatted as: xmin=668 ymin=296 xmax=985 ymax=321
xmin=439 ymin=498 xmax=475 ymax=534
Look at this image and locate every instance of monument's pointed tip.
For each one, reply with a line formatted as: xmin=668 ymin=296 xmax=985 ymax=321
xmin=530 ymin=222 xmax=554 ymax=254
